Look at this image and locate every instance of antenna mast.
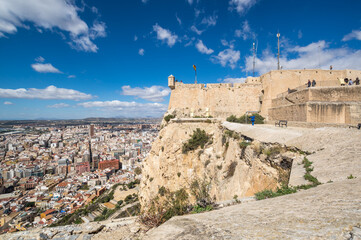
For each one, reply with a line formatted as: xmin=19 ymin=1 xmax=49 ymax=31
xmin=252 ymin=42 xmax=256 ymax=77
xmin=252 ymin=41 xmax=258 ymax=77
xmin=277 ymin=32 xmax=280 ymax=70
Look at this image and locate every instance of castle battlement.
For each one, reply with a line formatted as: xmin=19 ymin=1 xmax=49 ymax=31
xmin=170 ymin=81 xmax=261 ymax=90
xmin=166 ymin=69 xmax=361 ymax=125
xmin=168 ymin=75 xmax=261 ymax=90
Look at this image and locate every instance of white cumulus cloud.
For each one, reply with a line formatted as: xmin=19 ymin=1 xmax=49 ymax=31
xmin=31 ymin=63 xmax=62 ymax=73
xmin=78 ymin=100 xmax=167 ymax=117
xmin=223 ymin=78 xmax=246 ymax=83
xmin=201 ymin=15 xmax=217 ymax=27
xmin=35 ymin=56 xmax=45 ymax=62
xmin=229 ymin=0 xmax=257 ymax=15
xmin=0 ymin=0 xmax=106 ymax=52
xmin=212 ymin=48 xmax=241 ymax=69
xmin=138 ymin=48 xmax=145 ymax=56
xmin=122 ymin=85 xmax=171 ymax=102
xmin=195 ymin=40 xmax=214 ymax=54
xmin=153 ymin=24 xmax=178 ymax=47
xmin=342 ymin=29 xmax=361 ymax=41
xmin=90 ymin=21 xmax=106 ymax=39
xmin=0 ymin=86 xmax=93 ymax=100
xmin=47 ymin=103 xmax=70 ymax=108
xmin=245 ymin=40 xmax=361 ymax=74
xmin=191 ymin=25 xmax=204 ymax=35
xmin=235 ymin=20 xmax=255 ymax=40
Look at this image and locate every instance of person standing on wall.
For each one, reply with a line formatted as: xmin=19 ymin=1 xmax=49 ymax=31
xmin=355 ymin=77 xmax=360 ymax=85
xmin=312 ymin=79 xmax=316 ymax=87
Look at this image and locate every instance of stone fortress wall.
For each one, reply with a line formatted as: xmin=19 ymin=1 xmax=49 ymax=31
xmin=167 ymin=76 xmax=262 ymax=118
xmin=167 ymin=69 xmax=361 ymax=125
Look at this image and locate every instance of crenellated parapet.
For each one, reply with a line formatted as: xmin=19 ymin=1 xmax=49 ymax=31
xmin=166 ymin=69 xmax=361 ymax=124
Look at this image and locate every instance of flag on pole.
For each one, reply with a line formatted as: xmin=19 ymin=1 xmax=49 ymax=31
xmin=193 ymin=65 xmax=197 ymax=84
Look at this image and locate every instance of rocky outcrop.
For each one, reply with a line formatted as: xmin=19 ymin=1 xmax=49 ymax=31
xmin=139 ymin=120 xmax=301 ymax=209
xmin=0 ymin=217 xmax=145 ymax=240
xmin=143 ymin=178 xmax=361 ymax=240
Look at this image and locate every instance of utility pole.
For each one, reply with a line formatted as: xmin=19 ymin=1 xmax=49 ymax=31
xmin=252 ymin=42 xmax=256 ymax=77
xmin=277 ymin=32 xmax=280 ymax=70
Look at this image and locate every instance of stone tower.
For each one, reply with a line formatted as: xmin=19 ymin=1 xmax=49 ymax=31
xmin=168 ymin=75 xmax=175 ymax=90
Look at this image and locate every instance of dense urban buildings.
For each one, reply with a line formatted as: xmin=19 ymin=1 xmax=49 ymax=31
xmin=0 ymin=121 xmax=159 ymax=233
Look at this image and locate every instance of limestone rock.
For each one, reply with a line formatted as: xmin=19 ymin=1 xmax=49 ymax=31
xmin=139 ymin=121 xmax=297 ymax=209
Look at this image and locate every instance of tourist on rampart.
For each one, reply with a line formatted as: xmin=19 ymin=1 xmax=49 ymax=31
xmin=312 ymin=80 xmax=316 ymax=87
xmin=355 ymin=77 xmax=360 ymax=85
xmin=344 ymin=78 xmax=349 ymax=84
xmin=348 ymin=79 xmax=353 ymax=85
xmin=307 ymin=80 xmax=311 ymax=88
xmin=330 ymin=65 xmax=333 ymax=70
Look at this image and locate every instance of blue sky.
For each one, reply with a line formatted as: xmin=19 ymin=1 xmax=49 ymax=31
xmin=0 ymin=0 xmax=361 ymax=119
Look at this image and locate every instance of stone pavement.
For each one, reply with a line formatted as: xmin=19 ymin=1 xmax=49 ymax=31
xmin=144 ymin=178 xmax=361 ymax=240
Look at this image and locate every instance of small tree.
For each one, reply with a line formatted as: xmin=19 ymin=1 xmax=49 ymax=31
xmin=182 ymin=128 xmax=210 ymax=154
xmin=164 ymin=114 xmax=175 ymax=122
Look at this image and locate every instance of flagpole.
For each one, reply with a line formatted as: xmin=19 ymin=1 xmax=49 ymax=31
xmin=195 ymin=69 xmax=197 ymax=84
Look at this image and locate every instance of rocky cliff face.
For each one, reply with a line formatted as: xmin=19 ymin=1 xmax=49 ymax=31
xmin=139 ymin=120 xmax=300 ymax=209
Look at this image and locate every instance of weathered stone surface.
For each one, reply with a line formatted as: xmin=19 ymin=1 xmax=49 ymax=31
xmin=140 ymin=121 xmax=296 ymax=209
xmin=0 ymin=217 xmax=140 ymax=240
xmin=222 ymin=123 xmax=361 ymax=184
xmin=144 ymin=178 xmax=361 ymax=240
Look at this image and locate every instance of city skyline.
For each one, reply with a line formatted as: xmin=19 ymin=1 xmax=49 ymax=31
xmin=1 ymin=0 xmax=361 ymax=119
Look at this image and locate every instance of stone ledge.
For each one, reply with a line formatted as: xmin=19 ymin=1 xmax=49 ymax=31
xmin=170 ymin=118 xmax=221 ymax=123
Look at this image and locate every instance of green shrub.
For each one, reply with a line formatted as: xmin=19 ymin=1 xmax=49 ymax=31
xmin=182 ymin=128 xmax=210 ymax=154
xmin=226 ymin=115 xmax=239 ymax=123
xmin=102 ymin=208 xmax=108 ymax=215
xmin=226 ymin=113 xmax=265 ymax=124
xmin=222 ymin=135 xmax=227 ymax=146
xmin=304 ymin=173 xmax=320 ymax=185
xmin=239 ymin=141 xmax=250 ymax=149
xmin=74 ymin=218 xmax=83 ymax=224
xmin=190 ymin=179 xmax=211 ymax=207
xmin=158 ymin=186 xmax=167 ymax=196
xmin=302 ymin=157 xmax=313 ymax=173
xmin=262 ymin=146 xmax=281 ymax=157
xmin=164 ymin=114 xmax=175 ymax=122
xmin=134 ymin=167 xmax=142 ymax=175
xmin=124 ymin=194 xmax=133 ymax=204
xmin=302 ymin=157 xmax=320 ymax=186
xmin=224 ymin=130 xmax=239 ymax=139
xmin=127 ymin=179 xmax=140 ymax=189
xmin=225 ymin=161 xmax=238 ymax=178
xmin=255 ymin=185 xmax=297 ymax=200
xmin=191 ymin=204 xmax=213 ymax=213
xmin=347 ymin=174 xmax=355 ymax=179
